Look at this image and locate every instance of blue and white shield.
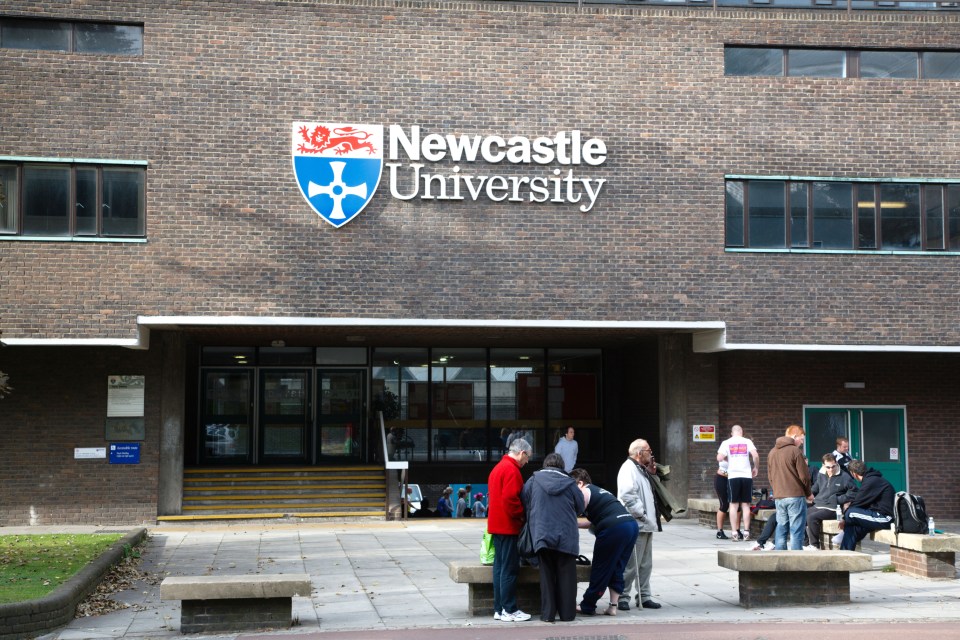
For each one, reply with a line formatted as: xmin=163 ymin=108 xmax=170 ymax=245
xmin=291 ymin=122 xmax=384 ymax=228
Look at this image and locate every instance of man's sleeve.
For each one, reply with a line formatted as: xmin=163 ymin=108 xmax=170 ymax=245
xmin=617 ymin=465 xmax=645 ymax=520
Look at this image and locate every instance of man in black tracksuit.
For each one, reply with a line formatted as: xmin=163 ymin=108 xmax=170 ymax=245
xmin=839 ymin=459 xmax=895 ymax=550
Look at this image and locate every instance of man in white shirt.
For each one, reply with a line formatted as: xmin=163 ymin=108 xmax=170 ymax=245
xmin=554 ymin=426 xmax=578 ymax=473
xmin=717 ymin=425 xmax=759 ymax=541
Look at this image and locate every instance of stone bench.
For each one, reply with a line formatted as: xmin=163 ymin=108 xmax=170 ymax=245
xmin=448 ymin=561 xmax=592 ymax=616
xmin=687 ymin=498 xmax=773 ymax=539
xmin=160 ymin=574 xmax=312 ymax=634
xmin=872 ymin=529 xmax=960 ymax=579
xmin=718 ymin=550 xmax=871 ymax=608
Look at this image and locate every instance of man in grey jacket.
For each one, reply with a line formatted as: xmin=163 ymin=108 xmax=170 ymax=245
xmin=806 ymin=453 xmax=858 ymax=549
xmin=616 ymin=438 xmax=662 ymax=611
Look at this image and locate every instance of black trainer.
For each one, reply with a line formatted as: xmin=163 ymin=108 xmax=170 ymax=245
xmin=716 ymin=530 xmax=728 ymax=539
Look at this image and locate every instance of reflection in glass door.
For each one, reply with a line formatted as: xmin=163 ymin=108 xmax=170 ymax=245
xmin=260 ymin=370 xmax=311 ymax=463
xmin=317 ymin=369 xmax=364 ymax=462
xmin=201 ymin=370 xmax=253 ymax=463
xmin=804 ymin=406 xmax=906 ymax=492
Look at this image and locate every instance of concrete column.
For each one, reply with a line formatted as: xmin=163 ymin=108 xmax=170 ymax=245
xmin=659 ymin=334 xmax=689 ymax=507
xmin=158 ymin=332 xmax=185 ymax=516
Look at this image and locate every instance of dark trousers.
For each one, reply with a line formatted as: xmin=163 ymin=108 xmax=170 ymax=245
xmin=579 ymin=519 xmax=639 ymax=613
xmin=537 ymin=549 xmax=577 ymax=622
xmin=492 ymin=534 xmax=520 ymax=615
xmin=841 ymin=507 xmax=893 ymax=550
xmin=807 ymin=507 xmax=838 ymax=549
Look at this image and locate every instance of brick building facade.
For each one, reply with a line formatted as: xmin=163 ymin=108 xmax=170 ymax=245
xmin=1 ymin=0 xmax=958 ymax=524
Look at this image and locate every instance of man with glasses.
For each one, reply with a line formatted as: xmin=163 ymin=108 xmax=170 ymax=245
xmin=487 ymin=437 xmax=533 ymax=622
xmin=616 ymin=439 xmax=662 ymax=611
xmin=805 ymin=453 xmax=858 ymax=550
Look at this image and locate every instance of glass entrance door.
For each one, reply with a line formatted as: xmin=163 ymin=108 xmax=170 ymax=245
xmin=805 ymin=406 xmax=906 ymax=492
xmin=317 ymin=369 xmax=364 ymax=462
xmin=259 ymin=370 xmax=311 ymax=464
xmin=200 ymin=369 xmax=253 ymax=464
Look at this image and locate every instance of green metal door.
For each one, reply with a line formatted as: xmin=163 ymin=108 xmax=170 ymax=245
xmin=804 ymin=406 xmax=906 ymax=492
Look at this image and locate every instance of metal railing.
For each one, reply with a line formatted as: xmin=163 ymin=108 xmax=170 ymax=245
xmin=379 ymin=411 xmax=410 ymax=520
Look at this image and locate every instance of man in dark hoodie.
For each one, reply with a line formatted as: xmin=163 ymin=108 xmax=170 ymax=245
xmin=839 ymin=459 xmax=894 ymax=550
xmin=767 ymin=425 xmax=813 ymax=550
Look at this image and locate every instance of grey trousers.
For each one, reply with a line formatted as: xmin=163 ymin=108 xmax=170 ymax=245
xmin=618 ymin=530 xmax=653 ymax=603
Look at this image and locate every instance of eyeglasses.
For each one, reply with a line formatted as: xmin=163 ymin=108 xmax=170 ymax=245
xmin=823 ymin=465 xmax=837 ymax=469
xmin=639 ymin=448 xmax=652 ymax=453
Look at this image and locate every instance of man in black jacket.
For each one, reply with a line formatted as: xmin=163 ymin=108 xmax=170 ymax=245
xmin=839 ymin=460 xmax=894 ymax=550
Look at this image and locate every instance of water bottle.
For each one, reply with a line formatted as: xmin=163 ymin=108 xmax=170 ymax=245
xmin=836 ymin=505 xmax=842 ymax=521
xmin=928 ymin=516 xmax=935 ymax=536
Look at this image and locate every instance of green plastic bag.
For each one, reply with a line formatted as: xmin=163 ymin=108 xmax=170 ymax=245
xmin=480 ymin=532 xmax=495 ymax=565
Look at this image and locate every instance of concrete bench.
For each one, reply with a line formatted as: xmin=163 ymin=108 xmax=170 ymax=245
xmin=160 ymin=574 xmax=312 ymax=634
xmin=872 ymin=529 xmax=960 ymax=579
xmin=448 ymin=561 xmax=592 ymax=616
xmin=718 ymin=550 xmax=871 ymax=608
xmin=687 ymin=498 xmax=773 ymax=539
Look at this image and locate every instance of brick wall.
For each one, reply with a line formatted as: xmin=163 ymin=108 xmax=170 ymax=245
xmin=1 ymin=1 xmax=959 ymax=346
xmin=717 ymin=351 xmax=960 ymax=518
xmin=0 ymin=347 xmax=160 ymax=525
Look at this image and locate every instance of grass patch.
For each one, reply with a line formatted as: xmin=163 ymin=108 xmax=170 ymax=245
xmin=0 ymin=534 xmax=123 ymax=603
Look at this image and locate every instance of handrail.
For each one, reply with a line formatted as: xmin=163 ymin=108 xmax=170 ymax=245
xmin=379 ymin=411 xmax=409 ymax=520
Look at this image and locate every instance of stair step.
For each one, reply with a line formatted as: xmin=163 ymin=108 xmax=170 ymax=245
xmin=177 ymin=465 xmax=388 ymax=522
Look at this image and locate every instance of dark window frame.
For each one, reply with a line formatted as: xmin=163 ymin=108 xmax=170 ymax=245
xmin=0 ymin=160 xmax=146 ymax=239
xmin=725 ymin=46 xmax=960 ymax=79
xmin=726 ymin=178 xmax=960 ymax=252
xmin=0 ymin=17 xmax=143 ymax=55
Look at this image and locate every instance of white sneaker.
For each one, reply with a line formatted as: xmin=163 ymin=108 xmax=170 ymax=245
xmin=493 ymin=611 xmax=501 ymax=620
xmin=803 ymin=545 xmax=819 ymax=551
xmin=750 ymin=542 xmax=762 ymax=551
xmin=501 ymin=609 xmax=532 ymax=622
xmin=763 ymin=542 xmax=775 ymax=550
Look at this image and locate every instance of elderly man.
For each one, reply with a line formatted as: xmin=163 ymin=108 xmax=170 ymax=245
xmin=487 ymin=437 xmax=533 ymax=622
xmin=616 ymin=438 xmax=661 ymax=611
xmin=768 ymin=425 xmax=814 ymax=550
xmin=806 ymin=453 xmax=858 ymax=549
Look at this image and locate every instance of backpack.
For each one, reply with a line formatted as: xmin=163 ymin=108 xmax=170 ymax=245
xmin=893 ymin=491 xmax=928 ymax=534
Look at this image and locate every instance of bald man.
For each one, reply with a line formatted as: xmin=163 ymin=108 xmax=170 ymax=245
xmin=717 ymin=425 xmax=759 ymax=541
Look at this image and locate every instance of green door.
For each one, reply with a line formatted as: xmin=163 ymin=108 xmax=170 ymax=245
xmin=804 ymin=406 xmax=906 ymax=492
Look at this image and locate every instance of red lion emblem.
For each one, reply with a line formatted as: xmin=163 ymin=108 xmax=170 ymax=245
xmin=297 ymin=125 xmax=378 ymax=156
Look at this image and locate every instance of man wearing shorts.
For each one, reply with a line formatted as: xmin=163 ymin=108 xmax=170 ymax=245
xmin=717 ymin=425 xmax=759 ymax=541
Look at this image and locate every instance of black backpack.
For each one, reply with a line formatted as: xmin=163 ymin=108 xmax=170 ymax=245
xmin=893 ymin=491 xmax=929 ymax=534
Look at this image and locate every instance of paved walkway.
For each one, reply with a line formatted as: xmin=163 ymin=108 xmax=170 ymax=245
xmin=19 ymin=517 xmax=960 ymax=639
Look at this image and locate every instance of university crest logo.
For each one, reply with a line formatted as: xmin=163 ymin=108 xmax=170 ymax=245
xmin=291 ymin=122 xmax=384 ymax=228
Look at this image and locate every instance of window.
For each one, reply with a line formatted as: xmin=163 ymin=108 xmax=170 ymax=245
xmin=727 ymin=178 xmax=960 ymax=252
xmin=0 ymin=161 xmax=146 ymax=239
xmin=860 ymin=50 xmax=918 ymax=78
xmin=788 ymin=49 xmax=846 ymax=77
xmin=922 ymin=51 xmax=960 ymax=79
xmin=0 ymin=18 xmax=142 ymax=55
xmin=725 ymin=47 xmax=783 ymax=76
xmin=726 ymin=46 xmax=959 ymax=79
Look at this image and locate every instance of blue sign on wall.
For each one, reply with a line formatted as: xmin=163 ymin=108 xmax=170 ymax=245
xmin=109 ymin=442 xmax=140 ymax=464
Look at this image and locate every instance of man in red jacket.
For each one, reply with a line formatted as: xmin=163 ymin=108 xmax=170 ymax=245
xmin=487 ymin=437 xmax=533 ymax=622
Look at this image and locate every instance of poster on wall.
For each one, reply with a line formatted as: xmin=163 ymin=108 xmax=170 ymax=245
xmin=109 ymin=443 xmax=141 ymax=465
xmin=107 ymin=375 xmax=145 ymax=417
xmin=693 ymin=425 xmax=716 ymax=442
xmin=105 ymin=417 xmax=145 ymax=441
